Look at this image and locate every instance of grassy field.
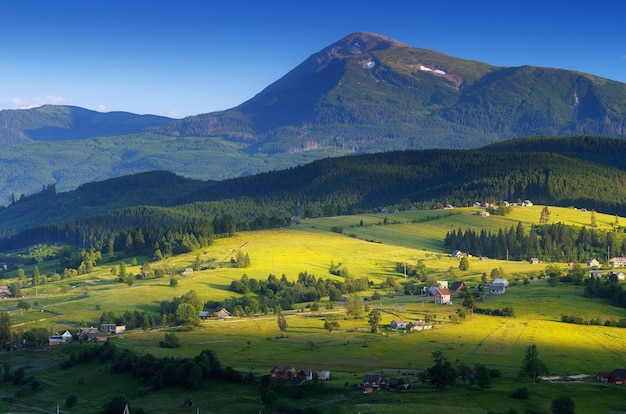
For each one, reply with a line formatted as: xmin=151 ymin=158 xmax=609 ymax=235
xmin=1 ymin=206 xmax=626 ymax=413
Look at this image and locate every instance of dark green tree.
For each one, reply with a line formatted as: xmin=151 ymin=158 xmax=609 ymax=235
xmin=0 ymin=312 xmax=10 ymax=350
xmin=539 ymin=206 xmax=551 ymax=224
xmin=551 ymin=396 xmax=575 ymax=414
xmin=519 ymin=344 xmax=548 ymax=382
xmin=427 ymin=350 xmax=457 ymax=390
xmin=459 ymin=257 xmax=470 ymax=271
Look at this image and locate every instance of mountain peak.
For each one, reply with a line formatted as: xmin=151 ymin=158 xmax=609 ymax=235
xmin=321 ymin=32 xmax=405 ymax=58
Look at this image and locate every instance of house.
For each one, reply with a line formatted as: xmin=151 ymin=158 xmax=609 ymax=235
xmin=589 ymin=270 xmax=603 ymax=279
xmin=199 ymin=311 xmax=210 ymax=319
xmin=434 ymin=289 xmax=451 ymax=304
xmin=182 ymin=267 xmax=194 ymax=275
xmin=77 ymin=327 xmax=108 ymax=342
xmin=427 ymin=287 xmax=439 ymax=296
xmin=270 ymin=366 xmax=297 ymax=380
xmin=390 ymin=320 xmax=407 ymax=330
xmin=387 ymin=376 xmax=412 ymax=391
xmin=449 ymin=281 xmax=466 ymax=293
xmin=492 ymin=278 xmax=509 ymax=286
xmin=437 ymin=280 xmax=449 ymax=289
xmin=362 ymin=374 xmax=385 ymax=393
xmin=48 ymin=333 xmax=66 ymax=346
xmin=451 ymin=250 xmax=468 ymax=258
xmin=587 ymin=258 xmax=600 ymax=268
xmin=0 ymin=286 xmax=10 ymax=298
xmin=609 ymin=369 xmax=626 ymax=384
xmin=408 ymin=320 xmax=432 ymax=331
xmin=523 ymin=200 xmax=533 ymax=206
xmin=484 ymin=284 xmax=506 ymax=295
xmin=217 ymin=308 xmax=232 ymax=319
xmin=478 ymin=211 xmax=490 ymax=217
xmin=609 ymin=257 xmax=626 ymax=267
xmin=597 ymin=372 xmax=611 ymax=383
xmin=100 ymin=324 xmax=126 ymax=335
xmin=297 ymin=369 xmax=316 ymax=382
xmin=318 ymin=370 xmax=330 ymax=381
xmin=617 ymin=272 xmax=626 ymax=281
xmin=529 ymin=258 xmax=540 ymax=264
xmin=61 ymin=330 xmax=73 ymax=343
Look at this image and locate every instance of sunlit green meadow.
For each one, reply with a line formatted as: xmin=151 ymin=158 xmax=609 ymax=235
xmin=2 ymin=206 xmax=626 ymax=413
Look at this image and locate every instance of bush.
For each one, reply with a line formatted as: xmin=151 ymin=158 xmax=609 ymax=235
xmin=510 ymin=386 xmax=529 ymax=399
xmin=159 ymin=333 xmax=181 ymax=348
xmin=66 ymin=394 xmax=78 ymax=408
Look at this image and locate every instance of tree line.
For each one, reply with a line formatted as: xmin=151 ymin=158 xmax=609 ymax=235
xmin=5 ymin=136 xmax=626 ymax=253
xmin=445 ymin=221 xmax=626 ymax=262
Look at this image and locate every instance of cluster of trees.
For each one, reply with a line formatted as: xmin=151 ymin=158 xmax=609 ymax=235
xmin=226 ymin=272 xmax=369 ymax=312
xmin=561 ymin=314 xmax=626 ymax=328
xmin=60 ymin=341 xmax=247 ymax=392
xmin=100 ymin=310 xmax=159 ymax=331
xmin=584 ymin=275 xmax=626 ymax=308
xmin=473 ymin=306 xmax=516 ymax=317
xmin=445 ymin=221 xmax=626 ymax=262
xmin=159 ymin=290 xmax=204 ymax=326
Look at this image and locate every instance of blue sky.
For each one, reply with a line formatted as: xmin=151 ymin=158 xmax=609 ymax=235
xmin=1 ymin=0 xmax=624 ymax=118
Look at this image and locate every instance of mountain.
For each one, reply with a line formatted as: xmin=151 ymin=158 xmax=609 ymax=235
xmin=155 ymin=32 xmax=626 ymax=152
xmin=0 ymin=105 xmax=173 ymax=145
xmin=2 ymin=136 xmax=626 ymax=251
xmin=0 ymin=32 xmax=625 ymax=203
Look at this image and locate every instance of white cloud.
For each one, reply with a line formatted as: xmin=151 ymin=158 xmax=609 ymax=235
xmin=10 ymin=95 xmax=73 ymax=109
xmin=620 ymin=54 xmax=626 ymax=61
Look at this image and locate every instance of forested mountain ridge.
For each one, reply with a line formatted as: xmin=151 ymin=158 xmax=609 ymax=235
xmin=1 ymin=32 xmax=625 ymax=202
xmin=0 ymin=105 xmax=172 ymax=145
xmin=2 ymin=136 xmax=626 ymax=252
xmin=154 ymin=32 xmax=626 ymax=151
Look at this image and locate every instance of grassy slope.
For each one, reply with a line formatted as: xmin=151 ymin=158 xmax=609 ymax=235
xmin=2 ymin=206 xmax=626 ymax=413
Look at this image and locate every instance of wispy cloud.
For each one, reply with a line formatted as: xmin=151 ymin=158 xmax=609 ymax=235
xmin=10 ymin=95 xmax=72 ymax=109
xmin=620 ymin=54 xmax=626 ymax=62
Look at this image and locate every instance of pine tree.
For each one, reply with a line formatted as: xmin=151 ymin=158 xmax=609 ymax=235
xmin=539 ymin=206 xmax=551 ymax=224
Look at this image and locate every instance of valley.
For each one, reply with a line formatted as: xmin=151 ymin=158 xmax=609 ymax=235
xmin=1 ymin=207 xmax=626 ymax=413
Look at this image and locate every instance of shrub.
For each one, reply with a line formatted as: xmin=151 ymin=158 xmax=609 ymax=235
xmin=510 ymin=386 xmax=529 ymax=399
xmin=66 ymin=394 xmax=78 ymax=408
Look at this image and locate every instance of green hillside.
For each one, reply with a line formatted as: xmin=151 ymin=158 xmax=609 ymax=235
xmin=1 ymin=207 xmax=625 ymax=413
xmin=2 ymin=136 xmax=626 ymax=253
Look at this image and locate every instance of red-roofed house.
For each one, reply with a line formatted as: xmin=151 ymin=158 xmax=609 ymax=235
xmin=434 ymin=289 xmax=451 ymax=304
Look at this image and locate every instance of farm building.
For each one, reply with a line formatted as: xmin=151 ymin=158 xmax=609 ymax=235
xmin=434 ymin=289 xmax=451 ymax=304
xmin=297 ymin=369 xmax=316 ymax=382
xmin=390 ymin=320 xmax=407 ymax=330
xmin=449 ymin=281 xmax=466 ymax=292
xmin=271 ymin=366 xmax=297 ymax=380
xmin=100 ymin=324 xmax=126 ymax=334
xmin=318 ymin=370 xmax=330 ymax=380
xmin=362 ymin=374 xmax=385 ymax=393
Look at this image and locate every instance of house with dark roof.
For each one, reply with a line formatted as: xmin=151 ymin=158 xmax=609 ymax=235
xmin=390 ymin=320 xmax=407 ymax=330
xmin=77 ymin=327 xmax=107 ymax=342
xmin=362 ymin=374 xmax=385 ymax=393
xmin=609 ymin=369 xmax=626 ymax=384
xmin=449 ymin=281 xmax=466 ymax=293
xmin=270 ymin=365 xmax=297 ymax=381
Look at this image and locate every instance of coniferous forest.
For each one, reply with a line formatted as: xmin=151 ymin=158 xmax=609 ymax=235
xmin=2 ymin=136 xmax=626 ymax=255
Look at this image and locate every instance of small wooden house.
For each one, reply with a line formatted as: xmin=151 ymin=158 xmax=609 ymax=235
xmin=434 ymin=289 xmax=451 ymax=304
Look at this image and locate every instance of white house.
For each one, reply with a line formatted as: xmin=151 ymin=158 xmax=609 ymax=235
xmin=492 ymin=278 xmax=509 ymax=286
xmin=587 ymin=258 xmax=600 ymax=268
